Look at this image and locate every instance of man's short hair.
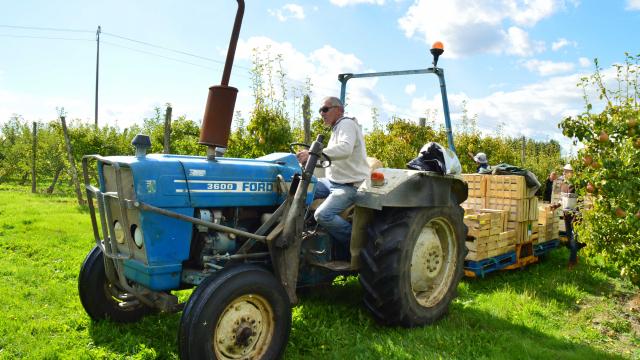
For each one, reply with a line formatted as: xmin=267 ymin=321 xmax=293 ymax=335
xmin=322 ymin=96 xmax=343 ymax=109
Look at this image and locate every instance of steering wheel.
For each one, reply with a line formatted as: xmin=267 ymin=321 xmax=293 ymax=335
xmin=289 ymin=142 xmax=332 ymax=168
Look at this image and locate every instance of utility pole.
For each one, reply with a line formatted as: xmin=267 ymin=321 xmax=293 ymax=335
xmin=521 ymin=135 xmax=526 ymax=165
xmin=94 ymin=25 xmax=101 ymax=128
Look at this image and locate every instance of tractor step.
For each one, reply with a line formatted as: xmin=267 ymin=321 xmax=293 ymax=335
xmin=309 ymin=260 xmax=352 ymax=272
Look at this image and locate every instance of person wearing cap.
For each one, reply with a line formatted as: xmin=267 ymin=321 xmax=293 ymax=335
xmin=296 ymin=96 xmax=369 ymax=260
xmin=467 ymin=151 xmax=489 ymax=172
xmin=552 ymin=163 xmax=586 ymax=269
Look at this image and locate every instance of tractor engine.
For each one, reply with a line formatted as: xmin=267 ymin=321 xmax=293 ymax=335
xmin=83 ymin=137 xmax=316 ymax=293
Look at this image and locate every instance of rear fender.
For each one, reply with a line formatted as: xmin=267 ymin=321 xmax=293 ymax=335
xmin=354 ymin=168 xmax=468 ymax=210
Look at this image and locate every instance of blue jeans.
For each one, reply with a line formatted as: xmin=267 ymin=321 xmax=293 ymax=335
xmin=564 ymin=213 xmax=578 ymax=263
xmin=313 ymin=178 xmax=357 ymax=260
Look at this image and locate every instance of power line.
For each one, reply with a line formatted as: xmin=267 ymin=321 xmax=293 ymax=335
xmin=0 ymin=24 xmax=93 ymax=33
xmin=101 ymin=40 xmax=225 ymax=72
xmin=102 ymin=31 xmax=250 ymax=70
xmin=0 ymin=33 xmax=92 ymax=41
xmin=0 ymin=24 xmax=432 ymax=122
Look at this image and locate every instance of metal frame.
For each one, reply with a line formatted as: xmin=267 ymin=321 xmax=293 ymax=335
xmin=338 ymin=67 xmax=456 ymax=154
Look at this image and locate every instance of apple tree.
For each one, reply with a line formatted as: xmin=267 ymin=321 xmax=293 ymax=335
xmin=559 ymin=53 xmax=640 ymax=284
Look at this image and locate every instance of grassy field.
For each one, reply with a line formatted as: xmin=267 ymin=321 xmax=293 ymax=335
xmin=0 ymin=184 xmax=638 ymax=359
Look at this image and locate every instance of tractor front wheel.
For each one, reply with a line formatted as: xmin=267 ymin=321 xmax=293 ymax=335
xmin=179 ymin=264 xmax=291 ymax=360
xmin=78 ymin=245 xmax=151 ymax=323
xmin=359 ymin=206 xmax=465 ymax=327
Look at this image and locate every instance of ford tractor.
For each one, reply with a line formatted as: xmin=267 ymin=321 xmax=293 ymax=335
xmin=77 ymin=1 xmax=468 ymax=359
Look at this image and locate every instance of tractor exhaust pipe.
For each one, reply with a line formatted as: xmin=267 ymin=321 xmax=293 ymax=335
xmin=199 ymin=0 xmax=245 ymax=158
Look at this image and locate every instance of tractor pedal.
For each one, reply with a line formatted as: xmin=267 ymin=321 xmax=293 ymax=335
xmin=309 ymin=260 xmax=352 ymax=272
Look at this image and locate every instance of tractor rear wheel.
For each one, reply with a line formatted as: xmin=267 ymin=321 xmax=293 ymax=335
xmin=179 ymin=264 xmax=291 ymax=360
xmin=359 ymin=205 xmax=465 ymax=327
xmin=78 ymin=245 xmax=151 ymax=323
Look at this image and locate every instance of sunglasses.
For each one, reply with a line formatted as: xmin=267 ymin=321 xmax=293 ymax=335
xmin=319 ymin=106 xmax=338 ymax=114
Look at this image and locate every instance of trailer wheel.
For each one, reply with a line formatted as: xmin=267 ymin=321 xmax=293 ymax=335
xmin=359 ymin=205 xmax=465 ymax=327
xmin=179 ymin=264 xmax=291 ymax=360
xmin=78 ymin=245 xmax=151 ymax=323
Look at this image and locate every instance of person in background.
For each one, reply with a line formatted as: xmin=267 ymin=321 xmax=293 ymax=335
xmin=296 ymin=96 xmax=369 ymax=261
xmin=543 ymin=171 xmax=558 ymax=202
xmin=552 ymin=164 xmax=586 ymax=269
xmin=467 ymin=151 xmax=489 ymax=172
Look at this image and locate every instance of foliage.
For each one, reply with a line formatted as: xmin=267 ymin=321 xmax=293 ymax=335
xmin=559 ymin=53 xmax=640 ymax=284
xmin=226 ymin=48 xmax=294 ymax=157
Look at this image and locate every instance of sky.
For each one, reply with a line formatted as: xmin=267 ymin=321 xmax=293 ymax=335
xmin=1 ymin=0 xmax=639 ymax=155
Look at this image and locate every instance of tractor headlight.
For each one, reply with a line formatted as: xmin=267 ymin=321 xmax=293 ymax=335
xmin=133 ymin=225 xmax=144 ymax=248
xmin=113 ymin=221 xmax=125 ymax=244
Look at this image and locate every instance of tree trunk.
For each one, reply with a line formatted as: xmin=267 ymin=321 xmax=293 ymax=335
xmin=60 ymin=115 xmax=86 ymax=206
xmin=31 ymin=122 xmax=37 ymax=193
xmin=46 ymin=166 xmax=64 ymax=194
xmin=163 ymin=105 xmax=173 ymax=154
xmin=302 ymin=95 xmax=311 ymax=144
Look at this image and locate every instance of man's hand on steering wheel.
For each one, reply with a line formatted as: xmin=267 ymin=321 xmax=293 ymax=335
xmin=290 ymin=142 xmax=331 ymax=168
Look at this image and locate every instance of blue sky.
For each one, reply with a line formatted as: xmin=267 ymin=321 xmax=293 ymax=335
xmin=1 ymin=0 xmax=639 ymax=153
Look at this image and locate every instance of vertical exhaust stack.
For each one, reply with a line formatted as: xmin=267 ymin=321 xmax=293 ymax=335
xmin=199 ymin=0 xmax=245 ymax=159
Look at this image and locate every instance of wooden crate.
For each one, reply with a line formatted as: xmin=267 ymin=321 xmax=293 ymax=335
xmin=465 ymin=229 xmax=516 ymax=261
xmin=526 ymin=197 xmax=538 ymax=221
xmin=507 ymin=220 xmax=536 ymax=244
xmin=486 ymin=197 xmax=527 ymax=222
xmin=462 ymin=196 xmax=485 ymax=210
xmin=462 ymin=174 xmax=486 ymax=198
xmin=477 ymin=208 xmax=508 ymax=235
xmin=486 ymin=175 xmax=527 ymax=199
xmin=464 ymin=209 xmax=506 ymax=237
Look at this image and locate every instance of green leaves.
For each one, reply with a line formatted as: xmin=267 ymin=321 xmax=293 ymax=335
xmin=560 ymin=52 xmax=640 ymax=285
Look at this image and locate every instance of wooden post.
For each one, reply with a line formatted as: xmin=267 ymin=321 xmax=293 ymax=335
xmin=60 ymin=115 xmax=85 ymax=206
xmin=163 ymin=104 xmax=173 ymax=154
xmin=47 ymin=166 xmax=64 ymax=194
xmin=419 ymin=117 xmax=426 ymax=127
xmin=31 ymin=122 xmax=37 ymax=193
xmin=302 ymin=95 xmax=311 ymax=144
xmin=521 ymin=136 xmax=526 ymax=165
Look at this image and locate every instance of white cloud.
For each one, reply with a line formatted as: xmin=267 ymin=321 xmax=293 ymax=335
xmin=578 ymin=57 xmax=591 ymax=67
xmin=626 ymin=0 xmax=640 ymax=10
xmin=551 ymin=38 xmax=577 ymax=51
xmin=505 ymin=26 xmax=546 ymax=56
xmin=0 ymin=86 xmax=166 ymax=130
xmin=398 ymin=0 xmax=574 ymax=58
xmin=330 ymin=0 xmax=385 ymax=6
xmin=268 ymin=4 xmax=305 ymax=22
xmin=407 ymin=67 xmax=622 ymax=154
xmin=405 ymin=83 xmax=416 ymax=95
xmin=234 ymin=36 xmax=392 ymax=129
xmin=520 ymin=59 xmax=575 ymax=76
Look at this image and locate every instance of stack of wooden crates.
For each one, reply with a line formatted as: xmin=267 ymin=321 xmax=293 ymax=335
xmin=534 ymin=204 xmax=560 ymax=244
xmin=463 ymin=208 xmax=515 ymax=261
xmin=462 ymin=174 xmax=540 ymax=261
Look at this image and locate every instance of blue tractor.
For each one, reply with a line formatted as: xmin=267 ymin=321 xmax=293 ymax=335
xmin=77 ymin=1 xmax=468 ymax=358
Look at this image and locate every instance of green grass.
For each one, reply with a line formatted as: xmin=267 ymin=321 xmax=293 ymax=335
xmin=0 ymin=184 xmax=638 ymax=359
